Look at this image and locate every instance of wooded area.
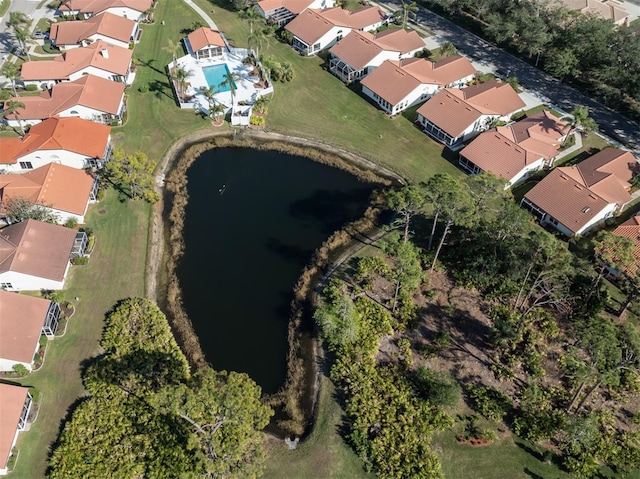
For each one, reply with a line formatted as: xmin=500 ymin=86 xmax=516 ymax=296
xmin=47 ymin=298 xmax=273 ymax=478
xmin=315 ymin=173 xmax=640 ymax=478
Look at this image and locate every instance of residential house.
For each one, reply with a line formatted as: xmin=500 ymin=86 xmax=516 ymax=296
xmin=0 ymin=219 xmax=87 ymax=291
xmin=328 ymin=29 xmax=426 ymax=83
xmin=255 ymin=0 xmax=334 ymax=26
xmin=0 ymin=290 xmax=61 ymax=372
xmin=49 ymin=12 xmax=139 ymax=50
xmin=0 ymin=117 xmax=112 ymax=173
xmin=558 ymin=0 xmax=629 ymax=26
xmin=521 ymin=148 xmax=638 ymax=236
xmin=0 ymin=384 xmax=32 ymax=476
xmin=415 ymin=79 xmax=526 ymax=147
xmin=185 ymin=27 xmax=228 ymax=60
xmin=58 ymin=0 xmax=153 ymax=21
xmin=608 ymin=216 xmax=640 ymax=277
xmin=0 ymin=163 xmax=99 ymax=224
xmin=360 ymin=56 xmax=476 ymax=115
xmin=21 ymin=40 xmax=135 ymax=89
xmin=2 ymin=74 xmax=126 ymax=127
xmin=285 ymin=6 xmax=387 ymax=56
xmin=458 ymin=110 xmax=569 ymax=187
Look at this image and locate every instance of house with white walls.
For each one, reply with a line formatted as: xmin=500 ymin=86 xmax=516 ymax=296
xmin=49 ymin=12 xmax=139 ymax=50
xmin=0 ymin=384 xmax=32 ymax=475
xmin=0 ymin=117 xmax=112 ymax=173
xmin=255 ymin=0 xmax=334 ymax=26
xmin=58 ymin=0 xmax=153 ymax=21
xmin=360 ymin=56 xmax=476 ymax=115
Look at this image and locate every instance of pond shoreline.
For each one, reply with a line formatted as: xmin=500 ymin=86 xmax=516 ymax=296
xmin=146 ymin=128 xmax=404 ymax=437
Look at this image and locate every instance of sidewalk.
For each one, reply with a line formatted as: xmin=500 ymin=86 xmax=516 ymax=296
xmin=181 ymin=0 xmax=218 ymax=30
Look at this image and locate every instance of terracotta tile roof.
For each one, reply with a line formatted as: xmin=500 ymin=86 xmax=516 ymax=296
xmin=360 ymin=56 xmax=475 ymax=106
xmin=416 ymin=80 xmax=526 ymax=137
xmin=524 ymin=168 xmax=611 ymax=234
xmin=4 ymin=75 xmax=125 ymax=121
xmin=560 ymin=0 xmax=628 ymax=22
xmin=0 ymin=117 xmax=110 ymax=166
xmin=21 ymin=40 xmax=132 ymax=81
xmin=612 ymin=216 xmax=640 ymax=276
xmin=49 ymin=12 xmax=136 ymax=46
xmin=257 ymin=0 xmax=314 ymax=14
xmin=524 ymin=148 xmax=637 ymax=234
xmin=0 ymin=219 xmax=76 ymax=281
xmin=0 ymin=384 xmax=29 ymax=470
xmin=0 ymin=290 xmax=50 ymax=364
xmin=330 ymin=27 xmax=425 ymax=71
xmin=59 ymin=0 xmax=152 ymax=15
xmin=460 ymin=111 xmax=568 ymax=181
xmin=0 ymin=164 xmax=95 ymax=216
xmin=286 ymin=6 xmax=385 ymax=45
xmin=186 ymin=27 xmax=226 ymax=52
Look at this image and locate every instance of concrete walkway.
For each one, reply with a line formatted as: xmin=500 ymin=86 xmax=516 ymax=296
xmin=181 ymin=0 xmax=218 ymax=30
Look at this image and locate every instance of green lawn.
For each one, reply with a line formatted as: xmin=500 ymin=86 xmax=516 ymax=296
xmin=11 ymin=191 xmax=150 ymax=479
xmin=262 ymin=375 xmax=375 ymax=479
xmin=0 ymin=0 xmax=9 ymax=16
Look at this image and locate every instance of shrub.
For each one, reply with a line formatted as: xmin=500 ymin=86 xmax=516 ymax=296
xmin=71 ymin=256 xmax=89 ymax=265
xmin=249 ymin=115 xmax=265 ymax=126
xmin=466 ymin=385 xmax=512 ymax=421
xmin=64 ymin=217 xmax=78 ymax=229
xmin=139 ymin=84 xmax=149 ymax=93
xmin=12 ymin=364 xmax=29 ymax=376
xmin=25 ymin=84 xmax=38 ymax=91
xmin=414 ymin=367 xmax=461 ymax=407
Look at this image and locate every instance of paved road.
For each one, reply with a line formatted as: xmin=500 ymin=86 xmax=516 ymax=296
xmin=379 ymin=1 xmax=640 ymax=152
xmin=1 ymin=0 xmax=55 ymax=69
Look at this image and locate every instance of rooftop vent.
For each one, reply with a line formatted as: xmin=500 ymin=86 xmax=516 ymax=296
xmin=582 ymin=206 xmax=591 ymax=213
xmin=101 ymin=48 xmax=109 ymax=59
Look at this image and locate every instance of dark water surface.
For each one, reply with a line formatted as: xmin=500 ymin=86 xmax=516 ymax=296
xmin=177 ymin=147 xmax=375 ymax=394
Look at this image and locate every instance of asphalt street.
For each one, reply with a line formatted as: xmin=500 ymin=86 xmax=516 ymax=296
xmin=379 ymin=1 xmax=640 ymax=152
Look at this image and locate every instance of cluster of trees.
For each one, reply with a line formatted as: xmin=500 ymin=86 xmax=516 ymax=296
xmin=316 ymin=280 xmax=453 ymax=478
xmin=7 ymin=12 xmax=34 ymax=61
xmin=316 ymin=173 xmax=640 ymax=478
xmin=104 ymin=149 xmax=160 ymax=203
xmin=48 ymin=298 xmax=273 ymax=478
xmin=428 ymin=0 xmax=640 ymax=121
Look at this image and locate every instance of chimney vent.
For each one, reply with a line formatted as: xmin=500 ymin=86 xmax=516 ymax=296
xmin=101 ymin=48 xmax=109 ymax=59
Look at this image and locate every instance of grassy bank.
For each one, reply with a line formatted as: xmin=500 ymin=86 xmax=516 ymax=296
xmin=12 ymin=191 xmax=150 ymax=479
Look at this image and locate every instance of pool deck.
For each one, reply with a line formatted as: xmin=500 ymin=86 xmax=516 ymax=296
xmin=169 ymin=47 xmax=273 ymax=116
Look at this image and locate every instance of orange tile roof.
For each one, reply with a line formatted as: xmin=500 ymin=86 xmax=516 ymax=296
xmin=330 ymin=29 xmax=425 ymax=71
xmin=0 ymin=117 xmax=110 ymax=166
xmin=21 ymin=40 xmax=132 ymax=81
xmin=560 ymin=0 xmax=628 ymax=22
xmin=612 ymin=216 xmax=640 ymax=276
xmin=59 ymin=0 xmax=152 ymax=15
xmin=286 ymin=6 xmax=385 ymax=45
xmin=0 ymin=384 xmax=29 ymax=471
xmin=257 ymin=0 xmax=314 ymax=14
xmin=524 ymin=148 xmax=637 ymax=234
xmin=4 ymin=74 xmax=125 ymax=121
xmin=416 ymin=80 xmax=526 ymax=137
xmin=460 ymin=111 xmax=568 ymax=181
xmin=186 ymin=27 xmax=226 ymax=52
xmin=50 ymin=12 xmax=136 ymax=46
xmin=0 ymin=290 xmax=50 ymax=364
xmin=0 ymin=219 xmax=77 ymax=281
xmin=0 ymin=164 xmax=95 ymax=216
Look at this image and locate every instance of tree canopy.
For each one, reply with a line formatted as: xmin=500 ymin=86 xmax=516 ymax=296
xmin=105 ymin=149 xmax=160 ymax=203
xmin=48 ymin=298 xmax=273 ymax=479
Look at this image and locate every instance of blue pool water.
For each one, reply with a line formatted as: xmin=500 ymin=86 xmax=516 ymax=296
xmin=203 ymin=64 xmax=236 ymax=92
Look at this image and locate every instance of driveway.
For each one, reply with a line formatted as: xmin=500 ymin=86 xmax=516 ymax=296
xmin=377 ymin=1 xmax=640 ymax=152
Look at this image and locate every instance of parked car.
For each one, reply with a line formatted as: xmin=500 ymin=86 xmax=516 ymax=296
xmin=33 ymin=31 xmax=49 ymax=39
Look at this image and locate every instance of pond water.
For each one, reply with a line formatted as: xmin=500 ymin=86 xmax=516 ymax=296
xmin=177 ymin=147 xmax=375 ymax=394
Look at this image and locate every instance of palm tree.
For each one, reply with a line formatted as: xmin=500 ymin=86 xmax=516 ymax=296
xmin=172 ymin=66 xmax=192 ymax=101
xmin=199 ymin=85 xmax=223 ymax=122
xmin=248 ymin=28 xmax=268 ymax=62
xmin=562 ymin=105 xmax=597 ymax=145
xmin=1 ymin=100 xmax=27 ymax=136
xmin=439 ymin=41 xmax=457 ymax=58
xmin=220 ymin=70 xmax=242 ymax=107
xmin=242 ymin=6 xmax=264 ymax=37
xmin=164 ymin=38 xmax=182 ymax=64
xmin=2 ymin=62 xmax=21 ymax=96
xmin=397 ymin=0 xmax=418 ymax=30
xmin=13 ymin=26 xmax=35 ymax=61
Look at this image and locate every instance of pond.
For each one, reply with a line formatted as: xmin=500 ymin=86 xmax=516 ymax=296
xmin=177 ymin=147 xmax=376 ymax=394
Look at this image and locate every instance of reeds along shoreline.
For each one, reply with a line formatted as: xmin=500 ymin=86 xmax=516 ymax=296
xmin=162 ymin=135 xmax=392 ymax=435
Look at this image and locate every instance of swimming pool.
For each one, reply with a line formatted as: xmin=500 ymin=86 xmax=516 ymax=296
xmin=203 ymin=64 xmax=236 ymax=92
